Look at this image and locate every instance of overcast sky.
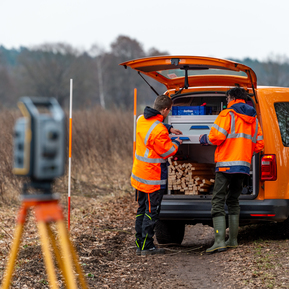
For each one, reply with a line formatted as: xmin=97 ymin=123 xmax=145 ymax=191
xmin=1 ymin=0 xmax=288 ymax=61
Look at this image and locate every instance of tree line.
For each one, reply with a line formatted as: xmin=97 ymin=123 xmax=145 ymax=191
xmin=0 ymin=35 xmax=289 ymax=110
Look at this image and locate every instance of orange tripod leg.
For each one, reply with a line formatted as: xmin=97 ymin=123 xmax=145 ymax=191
xmin=34 ymin=201 xmax=79 ymax=289
xmin=46 ymin=225 xmax=69 ymax=289
xmin=1 ymin=205 xmax=28 ymax=289
xmin=56 ymin=220 xmax=78 ymax=289
xmin=67 ymin=233 xmax=89 ymax=289
xmin=1 ymin=223 xmax=25 ymax=289
xmin=47 ymin=220 xmax=88 ymax=288
xmin=37 ymin=221 xmax=59 ymax=289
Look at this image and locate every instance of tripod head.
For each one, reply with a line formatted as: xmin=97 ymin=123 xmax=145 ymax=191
xmin=13 ymin=97 xmax=65 ymax=199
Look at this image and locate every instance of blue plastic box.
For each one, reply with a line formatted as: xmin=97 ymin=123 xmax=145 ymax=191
xmin=172 ymin=106 xmax=212 ymax=115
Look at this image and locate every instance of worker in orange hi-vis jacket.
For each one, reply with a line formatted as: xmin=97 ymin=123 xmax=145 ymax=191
xmin=132 ymin=95 xmax=183 ymax=256
xmin=200 ymin=87 xmax=264 ymax=254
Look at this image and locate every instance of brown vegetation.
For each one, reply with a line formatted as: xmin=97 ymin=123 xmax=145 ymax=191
xmin=0 ymin=106 xmax=134 ymax=203
xmin=65 ymin=107 xmax=134 ymax=199
xmin=0 ymin=109 xmax=22 ymax=202
xmin=72 ymin=107 xmax=133 ymax=171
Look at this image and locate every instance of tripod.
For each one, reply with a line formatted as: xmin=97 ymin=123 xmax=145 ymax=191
xmin=1 ymin=184 xmax=89 ymax=289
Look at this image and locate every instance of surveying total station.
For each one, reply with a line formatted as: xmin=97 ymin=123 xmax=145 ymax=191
xmin=1 ymin=97 xmax=88 ymax=289
xmin=13 ymin=96 xmax=65 ymax=182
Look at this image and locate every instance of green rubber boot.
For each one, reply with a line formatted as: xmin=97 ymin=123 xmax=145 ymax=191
xmin=206 ymin=216 xmax=227 ymax=254
xmin=225 ymin=215 xmax=239 ymax=248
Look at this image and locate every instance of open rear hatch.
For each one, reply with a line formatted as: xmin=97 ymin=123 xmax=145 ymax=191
xmin=120 ymin=56 xmax=257 ymax=94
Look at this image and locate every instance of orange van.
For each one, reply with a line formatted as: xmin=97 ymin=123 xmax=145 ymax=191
xmin=120 ymin=56 xmax=289 ymax=244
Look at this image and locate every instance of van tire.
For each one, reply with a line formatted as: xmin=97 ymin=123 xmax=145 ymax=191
xmin=281 ymin=217 xmax=289 ymax=237
xmin=155 ymin=220 xmax=185 ymax=244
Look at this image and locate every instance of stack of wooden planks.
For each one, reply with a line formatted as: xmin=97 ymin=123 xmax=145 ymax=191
xmin=168 ymin=158 xmax=215 ymax=195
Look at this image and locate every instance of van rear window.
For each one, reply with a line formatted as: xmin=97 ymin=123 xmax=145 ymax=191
xmin=274 ymin=102 xmax=289 ymax=147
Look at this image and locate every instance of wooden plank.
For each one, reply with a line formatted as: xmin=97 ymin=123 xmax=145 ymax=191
xmin=169 ymin=160 xmax=216 ymax=195
xmin=200 ymin=183 xmax=210 ymax=188
xmin=203 ymin=179 xmax=214 ymax=186
xmin=191 ymin=171 xmax=215 ymax=176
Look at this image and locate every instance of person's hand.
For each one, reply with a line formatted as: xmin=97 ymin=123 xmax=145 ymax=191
xmin=175 ymin=137 xmax=183 ymax=145
xmin=199 ymin=134 xmax=209 ymax=145
xmin=170 ymin=128 xmax=183 ymax=135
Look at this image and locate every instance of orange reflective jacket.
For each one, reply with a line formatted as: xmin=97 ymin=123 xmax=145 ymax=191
xmin=131 ymin=108 xmax=180 ymax=193
xmin=205 ymin=99 xmax=264 ymax=174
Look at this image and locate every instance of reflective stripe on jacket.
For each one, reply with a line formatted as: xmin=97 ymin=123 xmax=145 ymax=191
xmin=208 ymin=99 xmax=264 ymax=174
xmin=131 ymin=113 xmax=179 ymax=193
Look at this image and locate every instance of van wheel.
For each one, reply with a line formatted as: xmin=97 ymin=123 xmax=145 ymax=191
xmin=155 ymin=220 xmax=185 ymax=244
xmin=281 ymin=217 xmax=289 ymax=237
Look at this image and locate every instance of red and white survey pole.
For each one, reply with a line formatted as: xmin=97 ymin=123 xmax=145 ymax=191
xmin=68 ymin=79 xmax=73 ymax=230
xmin=133 ymin=88 xmax=137 ymax=162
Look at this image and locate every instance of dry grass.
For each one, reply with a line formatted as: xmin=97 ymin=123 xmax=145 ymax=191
xmin=0 ymin=106 xmax=134 ymax=203
xmin=0 ymin=109 xmax=23 ymax=203
xmin=72 ymin=107 xmax=133 ymax=171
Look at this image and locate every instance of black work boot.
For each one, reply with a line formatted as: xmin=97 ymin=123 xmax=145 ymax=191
xmin=206 ymin=216 xmax=227 ymax=254
xmin=225 ymin=215 xmax=239 ymax=248
xmin=136 ymin=248 xmax=141 ymax=256
xmin=135 ymin=238 xmax=142 ymax=256
xmin=141 ymin=247 xmax=165 ymax=256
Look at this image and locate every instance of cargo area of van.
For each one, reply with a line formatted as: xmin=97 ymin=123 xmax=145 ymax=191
xmin=166 ymin=91 xmax=259 ymax=200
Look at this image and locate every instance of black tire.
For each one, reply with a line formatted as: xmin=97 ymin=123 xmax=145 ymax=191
xmin=281 ymin=217 xmax=289 ymax=237
xmin=155 ymin=220 xmax=185 ymax=244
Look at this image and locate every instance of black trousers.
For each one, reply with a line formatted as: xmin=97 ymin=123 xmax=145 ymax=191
xmin=135 ymin=189 xmax=165 ymax=250
xmin=211 ymin=172 xmax=246 ymax=218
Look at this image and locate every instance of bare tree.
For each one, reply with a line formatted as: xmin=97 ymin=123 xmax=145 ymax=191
xmin=17 ymin=43 xmax=92 ymax=107
xmin=147 ymin=47 xmax=169 ymax=57
xmin=260 ymin=54 xmax=289 ymax=87
xmin=101 ymin=35 xmax=151 ymax=109
xmin=0 ymin=51 xmax=16 ymax=107
xmin=111 ymin=35 xmax=145 ymax=61
xmin=90 ymin=44 xmax=106 ymax=109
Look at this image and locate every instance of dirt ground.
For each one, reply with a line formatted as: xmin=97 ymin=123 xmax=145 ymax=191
xmin=0 ymin=191 xmax=289 ymax=289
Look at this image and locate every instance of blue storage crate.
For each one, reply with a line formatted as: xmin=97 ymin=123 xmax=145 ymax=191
xmin=172 ymin=107 xmax=178 ymax=115
xmin=172 ymin=106 xmax=212 ymax=115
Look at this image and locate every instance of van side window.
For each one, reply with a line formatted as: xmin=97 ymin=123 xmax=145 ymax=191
xmin=274 ymin=102 xmax=289 ymax=147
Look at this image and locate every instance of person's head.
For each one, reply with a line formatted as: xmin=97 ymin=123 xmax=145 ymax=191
xmin=153 ymin=95 xmax=172 ymax=120
xmin=226 ymin=87 xmax=248 ymax=103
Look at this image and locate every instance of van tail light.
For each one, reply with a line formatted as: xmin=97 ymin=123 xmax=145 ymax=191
xmin=260 ymin=154 xmax=277 ymax=181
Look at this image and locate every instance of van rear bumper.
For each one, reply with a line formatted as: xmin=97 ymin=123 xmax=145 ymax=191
xmin=159 ymin=197 xmax=289 ymax=224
